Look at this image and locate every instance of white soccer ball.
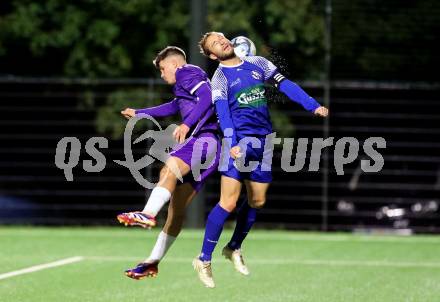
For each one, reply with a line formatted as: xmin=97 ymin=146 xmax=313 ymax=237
xmin=231 ymin=36 xmax=257 ymax=58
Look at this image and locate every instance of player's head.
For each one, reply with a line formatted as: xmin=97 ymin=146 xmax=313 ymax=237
xmin=198 ymin=32 xmax=236 ymax=61
xmin=153 ymin=46 xmax=187 ymax=85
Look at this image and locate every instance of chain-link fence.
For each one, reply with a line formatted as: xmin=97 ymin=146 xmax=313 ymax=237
xmin=1 ymin=77 xmax=439 ymax=232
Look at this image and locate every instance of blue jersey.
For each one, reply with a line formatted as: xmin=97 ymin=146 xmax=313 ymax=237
xmin=211 ymin=56 xmax=278 ymax=141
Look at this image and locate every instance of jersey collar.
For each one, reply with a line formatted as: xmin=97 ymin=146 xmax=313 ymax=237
xmin=219 ymin=59 xmax=244 ymax=68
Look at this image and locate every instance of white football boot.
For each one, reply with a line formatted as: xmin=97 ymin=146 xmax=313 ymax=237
xmin=222 ymin=246 xmax=250 ymax=276
xmin=192 ymin=257 xmax=215 ymax=288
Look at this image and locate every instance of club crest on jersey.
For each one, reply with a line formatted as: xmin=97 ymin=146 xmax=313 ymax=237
xmin=251 ymin=71 xmax=262 ymax=80
xmin=235 ymin=84 xmax=267 ymax=108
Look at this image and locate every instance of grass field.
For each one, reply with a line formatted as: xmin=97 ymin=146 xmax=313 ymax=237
xmin=0 ymin=227 xmax=439 ymax=302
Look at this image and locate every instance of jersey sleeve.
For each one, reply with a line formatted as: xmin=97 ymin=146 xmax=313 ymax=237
xmin=278 ymin=79 xmax=320 ymax=112
xmin=215 ymin=100 xmax=238 ymax=147
xmin=135 ymin=99 xmax=179 ymax=117
xmin=182 ymin=82 xmax=212 ymax=128
xmin=265 ymin=70 xmax=321 ymax=113
xmin=211 ymin=69 xmax=238 ymax=146
xmin=176 ymin=66 xmax=208 ymax=95
xmin=243 ymin=56 xmax=278 ymax=81
xmin=211 ymin=69 xmax=228 ymax=103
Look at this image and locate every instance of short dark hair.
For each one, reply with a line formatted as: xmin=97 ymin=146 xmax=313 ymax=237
xmin=153 ymin=46 xmax=186 ymax=68
xmin=198 ymin=32 xmax=224 ymax=56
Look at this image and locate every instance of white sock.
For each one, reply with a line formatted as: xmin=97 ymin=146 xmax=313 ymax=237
xmin=146 ymin=231 xmax=176 ymax=262
xmin=143 ymin=186 xmax=171 ymax=216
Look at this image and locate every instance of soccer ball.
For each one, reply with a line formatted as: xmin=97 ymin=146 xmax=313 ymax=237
xmin=231 ymin=36 xmax=257 ymax=58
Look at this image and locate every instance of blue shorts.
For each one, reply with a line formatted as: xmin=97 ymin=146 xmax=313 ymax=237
xmin=220 ymin=136 xmax=272 ymax=183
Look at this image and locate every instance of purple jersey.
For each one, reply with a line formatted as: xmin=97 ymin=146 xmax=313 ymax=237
xmin=136 ymin=64 xmax=217 ymax=136
xmin=173 ymin=64 xmax=218 ymax=135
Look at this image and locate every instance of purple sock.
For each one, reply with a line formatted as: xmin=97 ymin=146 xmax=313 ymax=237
xmin=199 ymin=204 xmax=230 ymax=262
xmin=227 ymin=200 xmax=258 ymax=250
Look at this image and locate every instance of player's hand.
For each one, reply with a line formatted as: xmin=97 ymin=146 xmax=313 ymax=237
xmin=121 ymin=108 xmax=136 ymax=119
xmin=314 ymin=106 xmax=329 ymax=117
xmin=230 ymin=146 xmax=242 ymax=159
xmin=173 ymin=124 xmax=190 ymax=144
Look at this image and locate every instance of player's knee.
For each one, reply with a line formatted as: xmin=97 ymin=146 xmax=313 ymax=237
xmin=249 ymin=197 xmax=266 ymax=209
xmin=160 ymin=166 xmax=176 ymax=180
xmin=219 ymin=198 xmax=237 ymax=212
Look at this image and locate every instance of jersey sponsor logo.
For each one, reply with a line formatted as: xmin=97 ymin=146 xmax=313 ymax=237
xmin=252 ymin=70 xmax=262 ymax=80
xmin=235 ymin=84 xmax=267 ymax=108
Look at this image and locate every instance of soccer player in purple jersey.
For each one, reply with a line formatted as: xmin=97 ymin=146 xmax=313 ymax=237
xmin=117 ymin=46 xmax=220 ymax=279
xmin=192 ymin=33 xmax=328 ymax=288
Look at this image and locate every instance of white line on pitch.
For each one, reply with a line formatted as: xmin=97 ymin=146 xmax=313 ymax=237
xmin=0 ymin=256 xmax=84 ymax=281
xmin=85 ymin=256 xmax=440 ymax=269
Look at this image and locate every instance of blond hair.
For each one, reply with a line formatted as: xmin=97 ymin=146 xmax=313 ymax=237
xmin=198 ymin=32 xmax=225 ymax=56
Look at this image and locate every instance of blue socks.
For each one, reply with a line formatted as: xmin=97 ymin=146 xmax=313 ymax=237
xmin=199 ymin=201 xmax=258 ymax=262
xmin=199 ymin=204 xmax=230 ymax=261
xmin=228 ymin=200 xmax=257 ymax=250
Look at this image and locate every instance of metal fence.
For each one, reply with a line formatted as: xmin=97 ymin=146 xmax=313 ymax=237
xmin=0 ymin=78 xmax=439 ymax=232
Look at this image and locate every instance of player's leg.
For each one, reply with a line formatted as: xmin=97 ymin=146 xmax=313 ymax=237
xmin=155 ymin=131 xmax=218 ymax=234
xmin=117 ymin=156 xmax=191 ymax=228
xmin=244 ymin=180 xmax=269 ymax=209
xmin=147 ymin=183 xmax=196 ymax=261
xmin=199 ymin=176 xmax=241 ymax=260
xmin=223 ymin=180 xmax=270 ymax=275
xmin=142 ymin=156 xmax=191 ymax=215
xmin=162 ymin=183 xmax=197 ymax=235
xmin=126 ymin=131 xmax=220 ymax=280
xmin=223 ymin=135 xmax=271 ymax=275
xmin=193 ymin=175 xmax=242 ymax=288
xmin=125 ymin=183 xmax=196 ymax=280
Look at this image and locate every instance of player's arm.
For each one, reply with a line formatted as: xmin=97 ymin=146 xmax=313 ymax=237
xmin=215 ymin=100 xmax=241 ymax=159
xmin=211 ymin=70 xmax=241 ymax=159
xmin=182 ymin=82 xmax=211 ymax=128
xmin=267 ymin=73 xmax=328 ymax=116
xmin=249 ymin=55 xmax=328 ymax=117
xmin=173 ymin=82 xmax=212 ymax=143
xmin=121 ymin=99 xmax=179 ymax=119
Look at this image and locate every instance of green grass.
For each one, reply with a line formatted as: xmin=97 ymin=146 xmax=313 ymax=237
xmin=1 ymin=227 xmax=440 ymax=302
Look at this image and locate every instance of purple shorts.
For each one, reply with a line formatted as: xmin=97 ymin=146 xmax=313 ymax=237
xmin=169 ymin=132 xmax=220 ymax=192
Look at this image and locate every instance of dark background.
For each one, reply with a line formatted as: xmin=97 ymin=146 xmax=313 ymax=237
xmin=0 ymin=0 xmax=439 ymax=232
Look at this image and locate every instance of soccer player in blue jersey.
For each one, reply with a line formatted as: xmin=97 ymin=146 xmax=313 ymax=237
xmin=192 ymin=32 xmax=328 ymax=288
xmin=117 ymin=46 xmax=220 ymax=279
